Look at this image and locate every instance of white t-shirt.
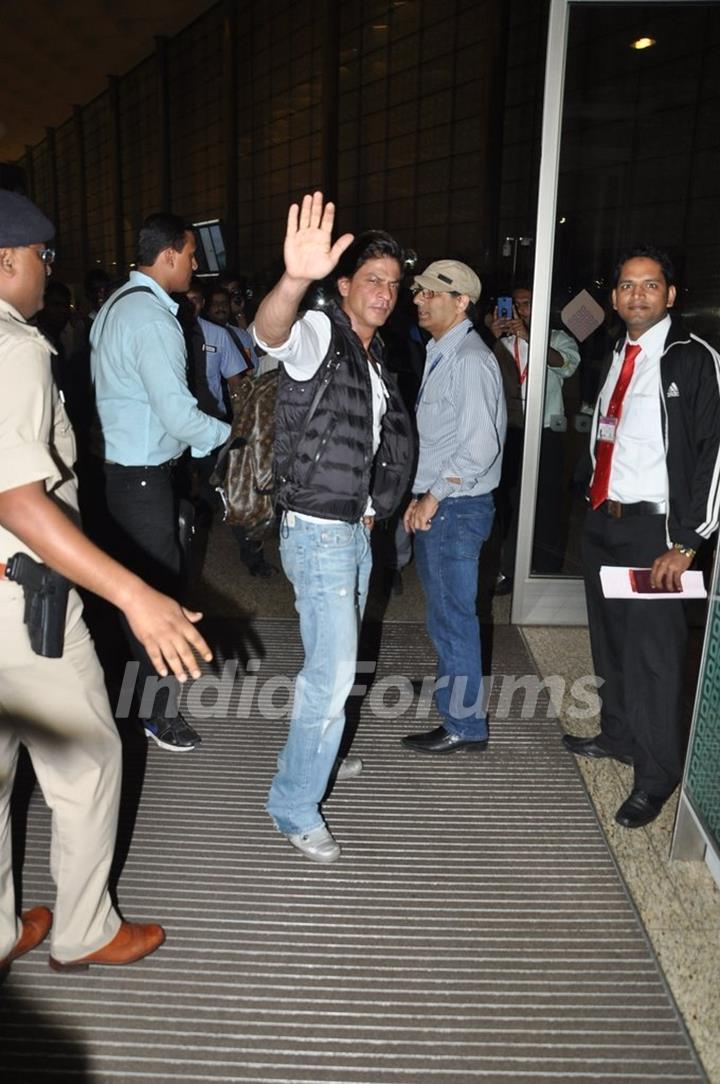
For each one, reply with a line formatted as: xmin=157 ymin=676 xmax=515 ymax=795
xmin=504 ymin=328 xmax=580 ymax=427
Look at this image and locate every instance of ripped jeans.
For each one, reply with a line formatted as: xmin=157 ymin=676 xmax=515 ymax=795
xmin=266 ymin=513 xmax=372 ymax=835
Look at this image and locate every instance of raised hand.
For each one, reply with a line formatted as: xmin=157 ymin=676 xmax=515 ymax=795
xmin=283 ymin=191 xmax=354 ymax=283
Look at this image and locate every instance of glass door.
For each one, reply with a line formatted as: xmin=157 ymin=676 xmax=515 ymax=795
xmin=511 ymin=0 xmax=720 ymax=624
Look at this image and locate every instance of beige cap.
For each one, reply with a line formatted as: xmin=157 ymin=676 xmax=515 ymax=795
xmin=413 ymin=259 xmax=482 ymax=303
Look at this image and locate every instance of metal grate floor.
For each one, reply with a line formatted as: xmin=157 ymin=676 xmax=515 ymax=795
xmin=0 ymin=621 xmax=705 ymax=1082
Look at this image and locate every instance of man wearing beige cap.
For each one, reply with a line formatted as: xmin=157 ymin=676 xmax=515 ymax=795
xmin=402 ymin=260 xmax=506 ymax=755
xmin=0 ymin=190 xmax=212 ymax=974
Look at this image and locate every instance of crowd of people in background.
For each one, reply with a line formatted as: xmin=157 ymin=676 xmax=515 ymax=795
xmin=28 ymin=227 xmax=594 ymax=600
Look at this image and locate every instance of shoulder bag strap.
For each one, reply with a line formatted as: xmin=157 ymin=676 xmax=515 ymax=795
xmin=92 ymin=285 xmax=155 ymax=344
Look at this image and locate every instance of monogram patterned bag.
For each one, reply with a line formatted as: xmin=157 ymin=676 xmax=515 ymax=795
xmin=211 ymin=371 xmax=278 ymax=540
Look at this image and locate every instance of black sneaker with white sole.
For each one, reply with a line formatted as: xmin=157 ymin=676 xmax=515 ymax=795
xmin=143 ymin=716 xmax=201 ymax=752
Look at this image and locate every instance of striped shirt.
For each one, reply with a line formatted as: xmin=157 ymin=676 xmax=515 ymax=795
xmin=413 ymin=318 xmax=506 ymax=500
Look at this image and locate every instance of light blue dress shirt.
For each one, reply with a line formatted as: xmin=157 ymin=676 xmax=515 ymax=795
xmin=90 ymin=271 xmax=229 ymax=465
xmin=414 ymin=319 xmax=507 ymax=500
xmin=197 ymin=316 xmax=247 ymax=416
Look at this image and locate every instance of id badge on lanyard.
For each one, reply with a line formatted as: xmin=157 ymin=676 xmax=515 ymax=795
xmin=597 ymin=415 xmax=618 ymax=443
xmin=513 ymin=337 xmax=528 ymax=386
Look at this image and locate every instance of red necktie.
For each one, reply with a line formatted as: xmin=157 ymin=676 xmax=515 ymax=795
xmin=589 ymin=342 xmax=642 ymax=509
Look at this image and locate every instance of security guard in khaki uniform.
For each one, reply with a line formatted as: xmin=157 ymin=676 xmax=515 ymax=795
xmin=0 ymin=191 xmax=212 ymax=974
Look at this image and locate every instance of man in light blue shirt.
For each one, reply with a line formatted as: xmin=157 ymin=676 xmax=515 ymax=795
xmin=218 ymin=273 xmax=262 ymax=372
xmin=92 ymin=259 xmax=229 ymax=466
xmin=91 ymin=213 xmax=230 ymax=752
xmin=402 ymin=260 xmax=506 ymax=756
xmin=185 ymin=282 xmax=247 ymax=418
xmin=197 ymin=317 xmax=246 ymax=413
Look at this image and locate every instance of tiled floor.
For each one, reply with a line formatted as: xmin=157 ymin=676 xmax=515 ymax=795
xmin=192 ymin=521 xmax=720 ymax=1081
xmin=1 ymin=621 xmax=706 ymax=1082
xmin=523 ymin=626 xmax=720 ymax=1082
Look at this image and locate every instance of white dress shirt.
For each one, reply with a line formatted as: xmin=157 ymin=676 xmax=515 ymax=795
xmin=598 ymin=314 xmax=670 ymax=505
xmin=504 ymin=328 xmax=580 ymax=427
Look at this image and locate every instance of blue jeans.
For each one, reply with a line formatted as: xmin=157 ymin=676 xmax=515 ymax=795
xmin=414 ymin=494 xmax=494 ymax=739
xmin=266 ymin=514 xmax=372 ymax=835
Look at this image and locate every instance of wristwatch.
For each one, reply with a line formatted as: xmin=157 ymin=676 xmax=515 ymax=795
xmin=672 ymin=542 xmax=697 ymax=559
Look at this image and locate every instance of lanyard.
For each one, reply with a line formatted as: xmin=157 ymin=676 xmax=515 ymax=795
xmin=415 ymin=351 xmax=444 ymax=409
xmin=415 ymin=326 xmax=474 ymax=410
xmin=513 ymin=336 xmax=528 ymax=385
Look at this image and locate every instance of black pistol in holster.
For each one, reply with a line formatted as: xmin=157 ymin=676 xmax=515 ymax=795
xmin=5 ymin=552 xmax=70 ymax=658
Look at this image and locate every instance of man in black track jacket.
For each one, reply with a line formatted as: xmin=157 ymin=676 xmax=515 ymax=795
xmin=563 ymin=245 xmax=720 ymax=829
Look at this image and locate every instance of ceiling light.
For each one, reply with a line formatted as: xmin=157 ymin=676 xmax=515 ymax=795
xmin=630 ymin=37 xmax=656 ymax=50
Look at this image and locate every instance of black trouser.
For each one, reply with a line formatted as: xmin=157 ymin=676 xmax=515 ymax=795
xmin=533 ymin=428 xmax=566 ymax=574
xmin=193 ymin=452 xmax=265 ymax=571
xmin=102 ymin=461 xmax=182 ymax=721
xmin=582 ymin=506 xmax=687 ymax=797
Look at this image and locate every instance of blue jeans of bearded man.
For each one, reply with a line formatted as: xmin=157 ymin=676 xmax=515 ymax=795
xmin=413 ymin=494 xmax=494 ymax=739
xmin=266 ymin=514 xmax=372 ymax=835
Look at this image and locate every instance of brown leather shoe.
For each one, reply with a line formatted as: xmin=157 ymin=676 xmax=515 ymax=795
xmin=0 ymin=906 xmax=53 ymax=973
xmin=48 ymin=921 xmax=165 ymax=972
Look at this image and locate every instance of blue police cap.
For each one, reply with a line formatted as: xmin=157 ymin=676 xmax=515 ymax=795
xmin=0 ymin=190 xmax=55 ymax=247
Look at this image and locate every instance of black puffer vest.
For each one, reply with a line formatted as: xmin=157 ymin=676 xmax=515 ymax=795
xmin=274 ymin=302 xmax=414 ymax=522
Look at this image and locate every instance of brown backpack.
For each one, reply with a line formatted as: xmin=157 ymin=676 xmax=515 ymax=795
xmin=211 ymin=371 xmax=278 ymax=540
xmin=212 ymin=357 xmax=340 ymax=539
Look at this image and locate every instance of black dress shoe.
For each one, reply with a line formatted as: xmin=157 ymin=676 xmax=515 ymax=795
xmin=614 ymin=789 xmax=667 ymax=829
xmin=494 ymin=574 xmax=513 ymax=596
xmin=402 ymin=725 xmax=488 ymax=755
xmin=562 ymin=733 xmax=633 ymax=766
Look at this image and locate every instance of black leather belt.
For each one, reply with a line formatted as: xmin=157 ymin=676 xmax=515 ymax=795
xmin=600 ymin=499 xmax=665 ymax=518
xmin=103 ymin=458 xmax=178 ymax=472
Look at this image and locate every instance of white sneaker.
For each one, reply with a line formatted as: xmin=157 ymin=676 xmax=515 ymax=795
xmin=287 ymin=825 xmax=341 ymax=863
xmin=336 ymin=756 xmax=363 ymax=781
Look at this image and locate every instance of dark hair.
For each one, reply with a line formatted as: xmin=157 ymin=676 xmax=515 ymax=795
xmin=83 ymin=267 xmax=111 ymax=298
xmin=511 ymin=281 xmax=532 ymax=295
xmin=137 ymin=212 xmax=190 ymax=267
xmin=612 ymin=245 xmax=675 ymax=288
xmin=206 ymin=285 xmax=231 ymax=304
xmin=334 ymin=229 xmax=404 ymax=282
xmin=217 ymin=270 xmax=244 ymax=289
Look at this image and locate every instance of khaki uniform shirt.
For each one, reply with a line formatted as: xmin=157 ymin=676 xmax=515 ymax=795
xmin=0 ymin=297 xmax=78 ymax=565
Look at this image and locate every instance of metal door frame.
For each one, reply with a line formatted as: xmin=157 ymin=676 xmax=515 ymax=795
xmin=510 ymin=0 xmax=684 ymax=625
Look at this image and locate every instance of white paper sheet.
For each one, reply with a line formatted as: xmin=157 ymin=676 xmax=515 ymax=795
xmin=600 ymin=566 xmax=707 ymax=600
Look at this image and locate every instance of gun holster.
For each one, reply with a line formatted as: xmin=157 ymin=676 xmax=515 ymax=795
xmin=5 ymin=553 xmax=70 ymax=658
